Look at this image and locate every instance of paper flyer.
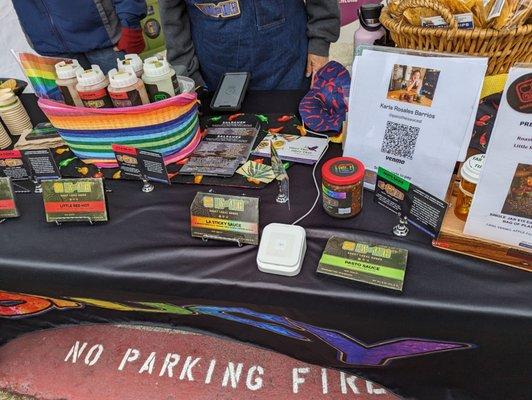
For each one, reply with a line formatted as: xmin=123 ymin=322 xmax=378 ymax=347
xmin=464 ymin=67 xmax=532 ymax=250
xmin=344 ymin=48 xmax=487 ymax=199
xmin=179 ymin=122 xmax=259 ymax=177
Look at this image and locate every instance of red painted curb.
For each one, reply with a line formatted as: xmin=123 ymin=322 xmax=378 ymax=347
xmin=0 ymin=325 xmax=399 ymax=400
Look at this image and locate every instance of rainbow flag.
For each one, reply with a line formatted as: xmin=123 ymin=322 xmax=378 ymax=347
xmin=38 ymin=93 xmax=201 ymax=168
xmin=16 ymin=52 xmax=65 ymax=101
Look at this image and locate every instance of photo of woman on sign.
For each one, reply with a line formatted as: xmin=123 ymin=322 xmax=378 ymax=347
xmin=406 ymin=69 xmax=423 ymax=94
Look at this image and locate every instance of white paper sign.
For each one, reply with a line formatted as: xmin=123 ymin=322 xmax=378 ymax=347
xmin=344 ymin=48 xmax=487 ymax=199
xmin=464 ymin=66 xmax=532 ymax=250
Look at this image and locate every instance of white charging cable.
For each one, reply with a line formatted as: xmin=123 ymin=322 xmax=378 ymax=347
xmin=291 ymin=127 xmax=331 ymax=226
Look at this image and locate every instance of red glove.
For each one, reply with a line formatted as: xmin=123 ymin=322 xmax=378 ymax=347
xmin=116 ymin=27 xmax=145 ymax=54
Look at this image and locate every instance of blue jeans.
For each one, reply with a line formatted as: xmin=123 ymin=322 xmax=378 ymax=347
xmin=185 ymin=0 xmax=308 ymax=90
xmin=56 ymin=47 xmax=126 ymax=74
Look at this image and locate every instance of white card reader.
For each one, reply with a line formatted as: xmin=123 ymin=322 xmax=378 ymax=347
xmin=257 ymin=223 xmax=307 ymax=276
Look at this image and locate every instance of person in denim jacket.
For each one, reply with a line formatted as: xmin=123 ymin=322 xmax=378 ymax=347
xmin=159 ymin=0 xmax=340 ymax=90
xmin=12 ymin=0 xmax=147 ymax=73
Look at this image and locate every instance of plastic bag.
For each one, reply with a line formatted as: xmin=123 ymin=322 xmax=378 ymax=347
xmin=501 ymin=0 xmax=532 ymax=29
xmin=388 ymin=0 xmax=480 ymax=27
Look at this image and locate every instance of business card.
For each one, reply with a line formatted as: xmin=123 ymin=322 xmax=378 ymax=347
xmin=0 ymin=149 xmax=60 ymax=181
xmin=112 ymin=144 xmax=142 ymax=179
xmin=317 ymin=236 xmax=408 ymax=291
xmin=112 ymin=144 xmax=170 ymax=184
xmin=41 ymin=178 xmax=108 ymax=223
xmin=22 ymin=149 xmax=61 ymax=180
xmin=252 ymin=134 xmax=328 ymax=165
xmin=374 ymin=167 xmax=447 ymax=237
xmin=0 ymin=177 xmax=19 ymax=219
xmin=0 ymin=150 xmax=30 ymax=181
xmin=190 ymin=192 xmax=259 ymax=245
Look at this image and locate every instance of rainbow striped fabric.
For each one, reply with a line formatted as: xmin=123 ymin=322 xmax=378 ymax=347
xmin=38 ymin=93 xmax=201 ymax=168
xmin=17 ymin=53 xmax=65 ymax=101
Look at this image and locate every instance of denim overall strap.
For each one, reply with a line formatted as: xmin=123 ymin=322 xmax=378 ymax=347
xmin=185 ymin=0 xmax=308 ymax=90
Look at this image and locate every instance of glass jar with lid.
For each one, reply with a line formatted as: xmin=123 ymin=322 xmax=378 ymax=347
xmin=454 ymin=154 xmax=485 ymax=221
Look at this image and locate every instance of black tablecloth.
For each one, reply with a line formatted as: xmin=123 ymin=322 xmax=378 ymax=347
xmin=1 ymin=92 xmax=531 ymax=400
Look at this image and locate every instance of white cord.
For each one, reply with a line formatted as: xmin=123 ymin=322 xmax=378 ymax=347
xmin=291 ymin=127 xmax=330 ymax=226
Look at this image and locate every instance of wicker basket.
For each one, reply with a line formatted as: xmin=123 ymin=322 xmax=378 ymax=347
xmin=380 ymin=0 xmax=532 ymax=75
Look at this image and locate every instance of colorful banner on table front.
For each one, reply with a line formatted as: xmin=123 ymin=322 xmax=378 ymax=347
xmin=0 ymin=289 xmax=471 ymax=368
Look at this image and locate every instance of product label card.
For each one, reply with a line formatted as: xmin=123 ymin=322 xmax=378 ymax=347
xmin=0 ymin=150 xmax=30 ymax=181
xmin=0 ymin=177 xmax=19 ymax=219
xmin=190 ymin=192 xmax=259 ymax=245
xmin=112 ymin=144 xmax=170 ymax=184
xmin=317 ymin=236 xmax=408 ymax=291
xmin=22 ymin=149 xmax=61 ymax=180
xmin=374 ymin=167 xmax=447 ymax=237
xmin=464 ymin=67 xmax=532 ymax=250
xmin=41 ymin=178 xmax=108 ymax=223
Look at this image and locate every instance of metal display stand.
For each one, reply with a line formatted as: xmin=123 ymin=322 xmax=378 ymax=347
xmin=32 ymin=178 xmax=42 ymax=194
xmin=393 ymin=215 xmax=410 ymax=237
xmin=11 ymin=181 xmax=31 ymax=194
xmin=201 ymin=234 xmax=243 ymax=247
xmin=53 ymin=216 xmax=96 ymax=226
xmin=141 ymin=177 xmax=155 ymax=193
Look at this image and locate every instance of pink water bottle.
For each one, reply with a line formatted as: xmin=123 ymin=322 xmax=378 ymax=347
xmin=354 ymin=4 xmax=386 ymax=48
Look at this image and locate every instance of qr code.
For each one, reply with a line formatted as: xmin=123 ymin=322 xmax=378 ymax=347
xmin=381 ymin=121 xmax=420 ymax=160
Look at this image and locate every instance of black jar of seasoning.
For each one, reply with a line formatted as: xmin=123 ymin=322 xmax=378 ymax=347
xmin=321 ymin=157 xmax=365 ymax=218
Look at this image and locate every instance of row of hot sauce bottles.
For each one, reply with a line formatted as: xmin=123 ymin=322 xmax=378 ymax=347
xmin=0 ymin=55 xmax=194 ymax=149
xmin=56 ymin=54 xmax=194 ymax=109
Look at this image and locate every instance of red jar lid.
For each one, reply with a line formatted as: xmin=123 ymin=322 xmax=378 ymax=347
xmin=322 ymin=157 xmax=365 ymax=186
